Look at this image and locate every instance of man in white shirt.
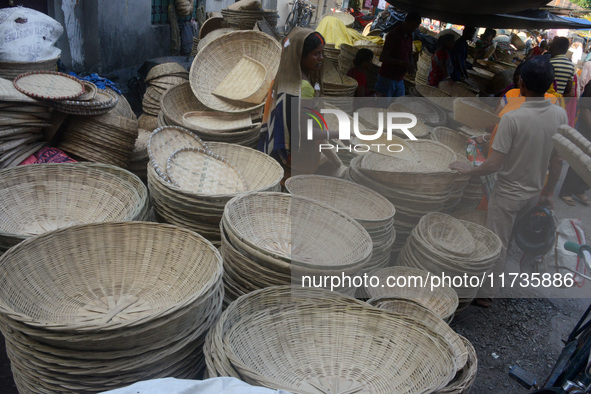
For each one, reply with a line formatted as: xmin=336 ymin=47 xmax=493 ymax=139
xmin=450 ymin=56 xmax=568 ymax=307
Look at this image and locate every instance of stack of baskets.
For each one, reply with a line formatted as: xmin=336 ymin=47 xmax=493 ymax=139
xmin=128 ymin=128 xmax=151 ymax=183
xmin=175 ymin=0 xmax=194 ymax=17
xmin=0 ymin=221 xmax=224 ymax=393
xmin=142 ymin=62 xmax=189 ymax=116
xmin=397 ymin=212 xmax=502 ymax=309
xmin=415 ymin=50 xmax=433 ymax=86
xmin=367 ymin=293 xmax=478 ymax=393
xmin=366 ymin=266 xmax=459 ymax=323
xmin=147 ymin=126 xmax=283 ymax=246
xmin=322 ymin=73 xmax=358 ymax=113
xmin=60 ymin=92 xmax=139 ymax=169
xmin=204 ymin=285 xmax=461 ymax=393
xmin=285 ymin=175 xmax=396 ymax=274
xmin=220 ymin=192 xmax=373 ymax=304
xmin=221 ymin=8 xmax=279 ymax=30
xmin=324 ymin=44 xmax=341 ymax=69
xmin=0 ymin=56 xmax=59 ymax=80
xmin=0 ymin=78 xmax=51 ymax=168
xmin=189 ymin=31 xmax=281 ymax=115
xmin=138 ymin=112 xmax=159 ymax=133
xmin=338 ymin=43 xmax=382 ymax=88
xmin=0 ymin=163 xmax=149 ymax=255
xmin=451 ymin=209 xmax=488 ymax=227
xmin=553 ymin=125 xmax=591 ymax=187
xmin=345 ymin=140 xmax=464 ymax=259
xmin=160 ymin=82 xmax=261 ymax=147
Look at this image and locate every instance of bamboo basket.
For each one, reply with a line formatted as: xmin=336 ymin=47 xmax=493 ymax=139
xmin=0 ymin=163 xmax=148 ymax=254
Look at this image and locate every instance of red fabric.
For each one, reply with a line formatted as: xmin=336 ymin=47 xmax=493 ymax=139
xmin=427 ymin=49 xmax=450 ymax=86
xmin=18 ymin=147 xmax=76 ymax=166
xmin=346 ymin=67 xmax=368 ymax=96
xmin=378 ymin=25 xmax=412 ymax=81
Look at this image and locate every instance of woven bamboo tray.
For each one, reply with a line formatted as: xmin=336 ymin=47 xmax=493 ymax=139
xmin=427 ymin=215 xmax=476 ymax=257
xmin=0 ymin=163 xmax=148 ymax=254
xmin=147 ymin=125 xmax=207 ymax=181
xmin=450 ymin=209 xmax=488 ymax=227
xmin=223 ymin=303 xmax=456 ymax=393
xmin=190 ymin=31 xmax=281 ymax=113
xmin=167 ymin=148 xmax=247 ymax=194
xmin=13 ymin=71 xmax=85 ymax=100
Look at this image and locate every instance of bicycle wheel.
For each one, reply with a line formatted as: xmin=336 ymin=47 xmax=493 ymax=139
xmin=284 ymin=10 xmax=296 ymax=35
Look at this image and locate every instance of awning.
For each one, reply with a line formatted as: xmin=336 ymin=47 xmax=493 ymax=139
xmin=385 ymin=0 xmax=549 ymax=15
xmin=388 ymin=2 xmax=591 ymax=29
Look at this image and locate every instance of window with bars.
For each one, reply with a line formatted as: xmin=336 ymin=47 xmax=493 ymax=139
xmin=151 ymin=0 xmax=199 ymax=25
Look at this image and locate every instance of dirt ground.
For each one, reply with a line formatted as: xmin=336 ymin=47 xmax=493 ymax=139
xmin=0 ymin=167 xmax=589 ymax=393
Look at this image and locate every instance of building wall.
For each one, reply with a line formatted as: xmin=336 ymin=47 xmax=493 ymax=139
xmin=48 ymin=0 xmax=171 ymax=74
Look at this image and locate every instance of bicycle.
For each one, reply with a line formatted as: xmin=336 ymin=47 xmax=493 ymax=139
xmin=510 ymin=242 xmax=591 ymax=393
xmin=284 ymin=0 xmax=317 ymax=36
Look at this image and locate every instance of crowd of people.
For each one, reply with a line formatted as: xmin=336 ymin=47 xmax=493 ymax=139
xmin=258 ymin=14 xmax=590 ymax=308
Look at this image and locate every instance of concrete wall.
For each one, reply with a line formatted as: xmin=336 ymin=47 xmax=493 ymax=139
xmin=48 ymin=0 xmax=171 ymax=74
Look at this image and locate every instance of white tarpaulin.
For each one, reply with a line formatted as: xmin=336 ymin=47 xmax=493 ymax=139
xmin=101 ymin=377 xmax=292 ymax=394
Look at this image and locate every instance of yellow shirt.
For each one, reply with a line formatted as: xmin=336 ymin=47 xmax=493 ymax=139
xmin=301 ymin=80 xmax=315 ymax=98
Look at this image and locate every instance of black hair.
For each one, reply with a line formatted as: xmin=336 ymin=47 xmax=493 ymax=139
xmin=551 ymin=37 xmax=570 ymax=55
xmin=463 ymin=26 xmax=477 ymax=38
xmin=302 ymin=32 xmax=325 ymax=58
xmin=540 ymin=40 xmax=548 ymax=49
xmin=520 ymin=56 xmax=555 ymax=94
xmin=483 ymin=28 xmax=496 ymax=39
xmin=512 ymin=62 xmax=523 ymax=86
xmin=353 ymin=48 xmax=374 ymax=66
xmin=404 ymin=11 xmax=421 ymax=25
xmin=437 ymin=34 xmax=455 ymax=48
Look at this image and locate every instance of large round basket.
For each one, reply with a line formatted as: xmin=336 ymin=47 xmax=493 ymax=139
xmin=204 ymin=285 xmax=368 ymax=378
xmin=284 ymin=174 xmax=395 ymax=229
xmin=223 ymin=303 xmax=457 ymax=393
xmin=222 ymin=192 xmax=373 ymax=270
xmin=0 ymin=163 xmax=148 ymax=254
xmin=189 ymin=31 xmax=282 ymax=113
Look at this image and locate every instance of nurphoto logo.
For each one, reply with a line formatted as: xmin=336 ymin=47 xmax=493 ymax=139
xmin=304 ymin=107 xmax=418 ymax=153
